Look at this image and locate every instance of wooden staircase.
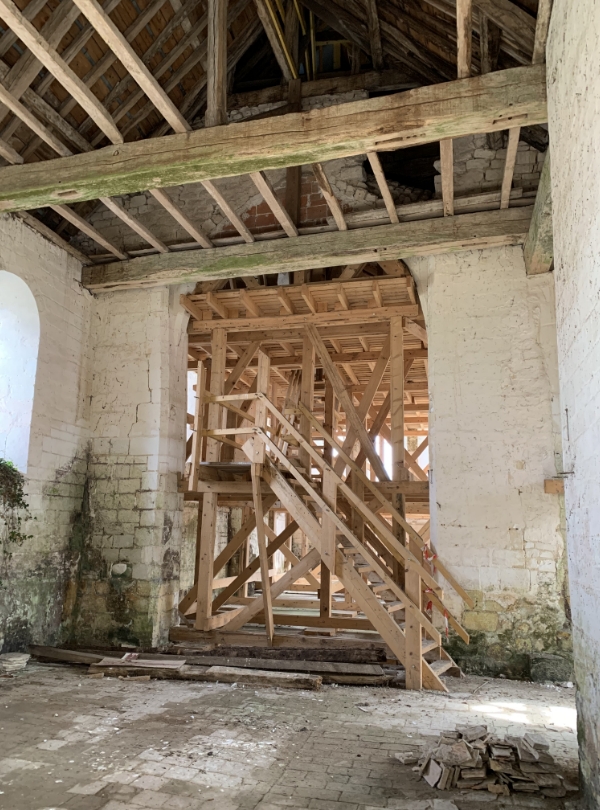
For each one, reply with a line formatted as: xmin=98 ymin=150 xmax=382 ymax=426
xmin=181 ymin=325 xmax=474 ymax=691
xmin=258 ymin=451 xmax=462 ymax=692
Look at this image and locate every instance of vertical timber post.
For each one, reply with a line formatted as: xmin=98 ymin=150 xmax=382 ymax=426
xmin=195 ymin=328 xmax=226 ymax=629
xmin=299 ymin=330 xmax=315 ymax=477
xmin=321 ymin=378 xmax=336 ymax=617
xmin=205 ymin=0 xmax=228 ymax=127
xmin=391 ymin=315 xmax=422 ymax=689
xmin=251 ymin=349 xmax=274 ymax=643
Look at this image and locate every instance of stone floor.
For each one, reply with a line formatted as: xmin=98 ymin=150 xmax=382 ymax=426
xmin=0 ymin=662 xmax=580 ymax=810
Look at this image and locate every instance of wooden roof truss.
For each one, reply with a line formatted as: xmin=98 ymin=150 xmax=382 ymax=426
xmin=0 ymin=0 xmax=552 ymax=278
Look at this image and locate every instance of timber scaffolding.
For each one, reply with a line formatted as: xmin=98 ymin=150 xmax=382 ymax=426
xmin=178 ymin=264 xmax=473 ymax=692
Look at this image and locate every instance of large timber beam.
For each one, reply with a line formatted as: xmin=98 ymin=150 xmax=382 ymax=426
xmin=523 ymin=153 xmax=553 ymax=275
xmin=83 ymin=206 xmax=532 ymax=290
xmin=0 ymin=66 xmax=546 ymax=213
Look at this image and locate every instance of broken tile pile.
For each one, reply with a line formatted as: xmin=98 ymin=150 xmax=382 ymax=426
xmin=418 ymin=724 xmax=567 ymax=798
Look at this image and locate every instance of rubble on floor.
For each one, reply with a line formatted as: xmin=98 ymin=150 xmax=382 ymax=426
xmin=417 ymin=724 xmax=575 ymax=798
xmin=0 ymin=665 xmax=579 ymax=810
xmin=0 ymin=652 xmax=29 ymax=673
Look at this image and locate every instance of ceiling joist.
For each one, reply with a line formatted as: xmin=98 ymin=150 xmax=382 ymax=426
xmin=83 ymin=206 xmax=533 ymax=290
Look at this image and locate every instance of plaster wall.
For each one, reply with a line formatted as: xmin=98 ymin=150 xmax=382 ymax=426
xmin=0 ymin=213 xmax=91 ymax=651
xmin=71 ymin=286 xmax=189 ymax=647
xmin=409 ymin=247 xmax=569 ymax=678
xmin=547 ymin=0 xmax=600 ymax=803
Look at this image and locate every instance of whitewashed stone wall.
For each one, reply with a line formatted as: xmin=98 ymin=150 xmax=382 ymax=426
xmin=0 ymin=213 xmax=91 ymax=651
xmin=548 ymin=0 xmax=600 ymax=803
xmin=433 ymin=134 xmax=545 ymax=198
xmin=226 ymin=89 xmax=368 ymax=123
xmin=73 ymin=286 xmax=189 ymax=647
xmin=69 ymin=156 xmax=375 ymax=257
xmin=409 ymin=247 xmax=569 ymax=678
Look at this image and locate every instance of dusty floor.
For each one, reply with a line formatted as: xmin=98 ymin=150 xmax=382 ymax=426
xmin=0 ymin=663 xmax=580 ymax=810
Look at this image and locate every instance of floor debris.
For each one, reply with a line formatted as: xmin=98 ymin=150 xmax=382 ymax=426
xmin=417 ymin=723 xmax=574 ymax=797
xmin=0 ymin=665 xmax=579 ymax=810
xmin=0 ymin=652 xmax=29 ymax=673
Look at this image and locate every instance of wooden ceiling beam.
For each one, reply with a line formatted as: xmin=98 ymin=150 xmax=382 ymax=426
xmin=0 ymin=0 xmax=83 ymax=133
xmin=118 ymin=0 xmax=255 ymax=139
xmin=0 ymin=66 xmax=546 ymax=213
xmin=83 ymin=207 xmax=533 ymax=290
xmin=424 ymin=0 xmax=531 ymax=64
xmin=69 ymin=0 xmax=190 ymax=134
xmin=17 ymin=210 xmax=93 ymax=265
xmin=0 ymin=0 xmax=46 ymax=57
xmin=99 ymin=196 xmax=169 ymax=253
xmin=456 ymin=0 xmax=472 ymax=78
xmin=500 ymin=126 xmax=520 ymax=209
xmin=439 ymin=138 xmax=454 ymax=216
xmin=367 ymin=151 xmax=398 ymax=225
xmin=201 ymin=179 xmax=255 ymax=243
xmin=0 ymin=0 xmax=122 ymax=143
xmin=87 ymin=0 xmax=209 ymax=135
xmin=311 ymin=162 xmax=347 ymax=231
xmin=148 ymin=188 xmax=213 ymax=248
xmin=532 ymin=0 xmax=552 ymax=65
xmin=365 ymin=0 xmax=384 ymax=70
xmin=479 ymin=12 xmax=501 ymax=74
xmin=33 ymin=0 xmax=164 ymax=144
xmin=50 ymin=203 xmax=127 ymax=259
xmin=254 ymin=0 xmax=296 ymax=80
xmin=250 ymin=170 xmax=299 ymax=237
xmin=206 ymin=0 xmax=228 ymax=127
xmin=474 ymin=0 xmax=536 ymax=55
xmin=0 ymin=80 xmax=72 ymax=157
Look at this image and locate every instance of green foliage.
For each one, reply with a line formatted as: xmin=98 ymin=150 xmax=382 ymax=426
xmin=0 ymin=459 xmax=33 ymax=579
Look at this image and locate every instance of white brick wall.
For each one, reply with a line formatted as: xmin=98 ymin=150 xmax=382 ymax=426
xmin=68 ymin=158 xmax=373 ymax=257
xmin=0 ymin=213 xmax=91 ymax=651
xmin=409 ymin=247 xmax=568 ymax=672
xmin=548 ymin=0 xmax=600 ymax=801
xmin=74 ymin=285 xmax=189 ymax=646
xmin=433 ymin=134 xmax=545 ymax=198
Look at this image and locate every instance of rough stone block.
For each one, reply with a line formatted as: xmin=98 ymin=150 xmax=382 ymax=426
xmin=462 ymin=611 xmax=499 ymax=632
xmin=530 ymin=653 xmax=574 ymax=683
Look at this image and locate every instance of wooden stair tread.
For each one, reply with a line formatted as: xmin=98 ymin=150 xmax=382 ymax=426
xmin=428 ymin=658 xmax=454 ymax=675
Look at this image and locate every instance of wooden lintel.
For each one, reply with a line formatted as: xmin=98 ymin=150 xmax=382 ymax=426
xmin=0 ymin=66 xmax=546 ymax=213
xmin=84 ymin=207 xmax=533 ymax=290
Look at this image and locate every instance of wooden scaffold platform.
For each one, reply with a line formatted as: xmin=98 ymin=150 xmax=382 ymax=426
xmin=177 ymin=264 xmax=473 ymax=691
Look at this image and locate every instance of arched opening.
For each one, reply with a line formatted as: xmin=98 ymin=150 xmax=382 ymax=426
xmin=0 ymin=272 xmax=40 ymax=473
